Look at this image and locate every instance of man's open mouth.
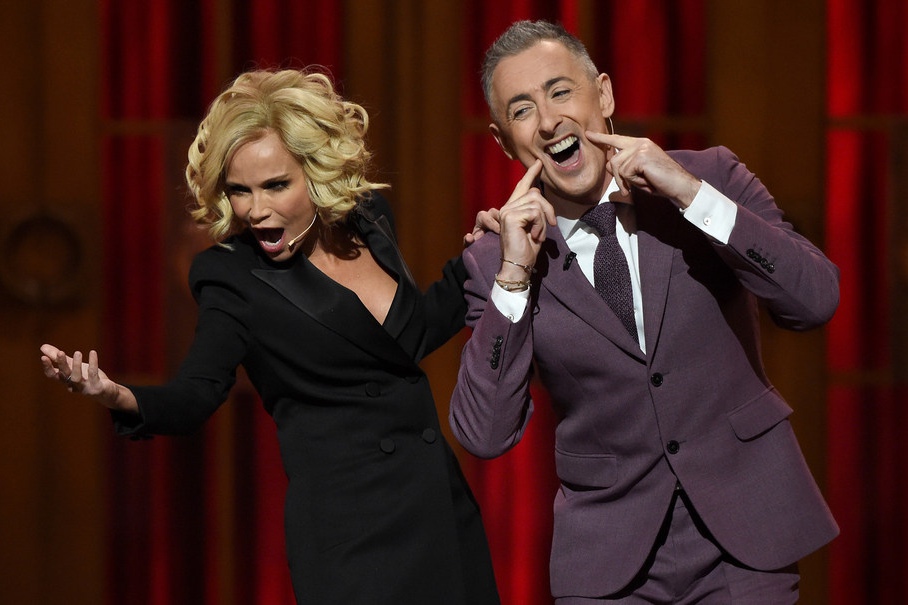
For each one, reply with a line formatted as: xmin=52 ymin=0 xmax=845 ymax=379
xmin=546 ymin=135 xmax=580 ymax=166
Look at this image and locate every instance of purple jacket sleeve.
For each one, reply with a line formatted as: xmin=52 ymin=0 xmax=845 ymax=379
xmin=449 ymin=235 xmax=536 ymax=459
xmin=682 ymin=146 xmax=840 ymax=330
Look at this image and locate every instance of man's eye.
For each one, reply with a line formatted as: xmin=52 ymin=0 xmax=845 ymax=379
xmin=552 ymin=88 xmax=571 ymax=99
xmin=511 ymin=106 xmax=531 ymax=120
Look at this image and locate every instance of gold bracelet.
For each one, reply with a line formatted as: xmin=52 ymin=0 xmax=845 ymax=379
xmin=494 ymin=273 xmax=531 ymax=292
xmin=500 ymin=258 xmax=536 ymax=274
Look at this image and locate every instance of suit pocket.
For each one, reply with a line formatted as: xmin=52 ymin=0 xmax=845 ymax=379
xmin=554 ymin=447 xmax=618 ymax=489
xmin=727 ymin=389 xmax=793 ymax=441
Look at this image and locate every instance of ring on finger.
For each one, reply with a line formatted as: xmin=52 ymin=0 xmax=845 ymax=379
xmin=64 ymin=374 xmax=74 ymax=386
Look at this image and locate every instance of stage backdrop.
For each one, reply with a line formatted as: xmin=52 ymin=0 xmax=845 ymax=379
xmin=87 ymin=1 xmax=905 ymax=604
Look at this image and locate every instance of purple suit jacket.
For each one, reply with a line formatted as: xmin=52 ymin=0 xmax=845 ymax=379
xmin=450 ymin=146 xmax=840 ymax=598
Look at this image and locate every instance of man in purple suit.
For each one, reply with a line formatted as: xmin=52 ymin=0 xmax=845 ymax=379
xmin=450 ymin=20 xmax=839 ymax=603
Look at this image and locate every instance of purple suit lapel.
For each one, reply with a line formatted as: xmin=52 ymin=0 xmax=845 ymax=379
xmin=537 ymin=196 xmax=683 ymax=363
xmin=634 ymin=189 xmax=690 ymax=361
xmin=637 ymin=228 xmax=674 ymax=360
xmin=539 ymin=224 xmax=646 ymax=362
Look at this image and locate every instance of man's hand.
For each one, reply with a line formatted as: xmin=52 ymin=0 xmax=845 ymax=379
xmin=587 ymin=132 xmax=701 ymax=208
xmin=497 ymin=160 xmax=556 ymax=280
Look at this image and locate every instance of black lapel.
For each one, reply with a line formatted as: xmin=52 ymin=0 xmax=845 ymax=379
xmin=352 ymin=203 xmax=418 ymax=291
xmin=250 ymin=215 xmax=417 ymax=370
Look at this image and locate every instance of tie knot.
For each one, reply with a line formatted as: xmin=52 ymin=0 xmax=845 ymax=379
xmin=581 ymin=202 xmax=616 ymax=236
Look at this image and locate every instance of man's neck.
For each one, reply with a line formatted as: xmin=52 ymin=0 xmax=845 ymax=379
xmin=548 ymin=178 xmax=618 ymax=220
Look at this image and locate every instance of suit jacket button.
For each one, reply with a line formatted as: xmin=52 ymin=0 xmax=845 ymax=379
xmin=650 ymin=373 xmax=664 ymax=387
xmin=421 ymin=428 xmax=437 ymax=443
xmin=667 ymin=440 xmax=680 ymax=454
xmin=380 ymin=438 xmax=396 ymax=454
xmin=365 ymin=382 xmax=381 ymax=397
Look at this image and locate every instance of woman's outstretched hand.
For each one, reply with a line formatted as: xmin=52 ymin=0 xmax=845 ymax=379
xmin=39 ymin=344 xmax=138 ymax=413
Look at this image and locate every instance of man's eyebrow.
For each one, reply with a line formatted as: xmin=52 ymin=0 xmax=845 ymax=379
xmin=543 ymin=76 xmax=572 ymax=90
xmin=505 ymin=92 xmax=533 ymax=110
xmin=504 ymin=76 xmax=574 ymax=111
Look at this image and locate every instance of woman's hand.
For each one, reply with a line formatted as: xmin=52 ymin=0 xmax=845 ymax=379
xmin=39 ymin=344 xmax=138 ymax=413
xmin=463 ymin=207 xmax=502 ymax=246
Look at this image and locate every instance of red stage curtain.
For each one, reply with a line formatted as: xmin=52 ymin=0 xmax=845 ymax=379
xmin=826 ymin=1 xmax=908 ymax=603
xmin=458 ymin=2 xmax=705 ymax=603
xmin=100 ymin=1 xmax=343 ymax=603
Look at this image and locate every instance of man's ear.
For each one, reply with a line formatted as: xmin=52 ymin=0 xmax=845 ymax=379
xmin=489 ymin=122 xmax=514 ymax=160
xmin=597 ymin=73 xmax=615 ymax=119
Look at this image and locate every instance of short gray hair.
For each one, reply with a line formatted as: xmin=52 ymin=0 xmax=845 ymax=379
xmin=481 ymin=20 xmax=599 ymax=111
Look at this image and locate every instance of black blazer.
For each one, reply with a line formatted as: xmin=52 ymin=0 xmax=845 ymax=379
xmin=117 ymin=193 xmax=499 ymax=604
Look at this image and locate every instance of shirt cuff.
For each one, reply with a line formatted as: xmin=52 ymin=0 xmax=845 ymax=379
xmin=681 ymin=181 xmax=737 ymax=244
xmin=491 ymin=283 xmax=529 ymax=323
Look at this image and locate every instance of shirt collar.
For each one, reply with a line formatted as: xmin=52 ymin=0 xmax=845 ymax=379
xmin=556 ymin=177 xmax=628 ymax=240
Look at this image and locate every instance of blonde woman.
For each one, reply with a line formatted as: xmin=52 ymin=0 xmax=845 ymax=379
xmin=41 ymin=69 xmax=499 ymax=605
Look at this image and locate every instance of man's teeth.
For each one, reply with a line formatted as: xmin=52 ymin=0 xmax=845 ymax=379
xmin=547 ymin=135 xmax=578 ymax=155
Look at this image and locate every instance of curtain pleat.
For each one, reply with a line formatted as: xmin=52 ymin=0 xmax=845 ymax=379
xmin=826 ymin=1 xmax=908 ymax=602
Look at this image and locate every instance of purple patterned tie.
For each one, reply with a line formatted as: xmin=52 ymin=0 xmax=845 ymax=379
xmin=581 ymin=202 xmax=638 ymax=343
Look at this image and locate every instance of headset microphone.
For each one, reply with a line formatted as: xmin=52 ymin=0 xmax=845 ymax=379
xmin=286 ymin=213 xmax=318 ymax=251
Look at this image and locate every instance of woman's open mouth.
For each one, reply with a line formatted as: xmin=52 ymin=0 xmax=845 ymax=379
xmin=254 ymin=227 xmax=286 ymax=254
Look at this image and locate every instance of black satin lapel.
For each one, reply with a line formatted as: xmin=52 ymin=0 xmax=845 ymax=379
xmin=251 ymin=261 xmax=415 ymax=370
xmin=354 ymin=209 xmax=421 ymax=340
xmin=539 ymin=224 xmax=645 ymax=361
xmin=355 ymin=208 xmax=418 ymax=289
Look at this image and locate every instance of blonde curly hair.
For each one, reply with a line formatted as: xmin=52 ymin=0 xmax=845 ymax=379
xmin=186 ymin=68 xmax=386 ymax=241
